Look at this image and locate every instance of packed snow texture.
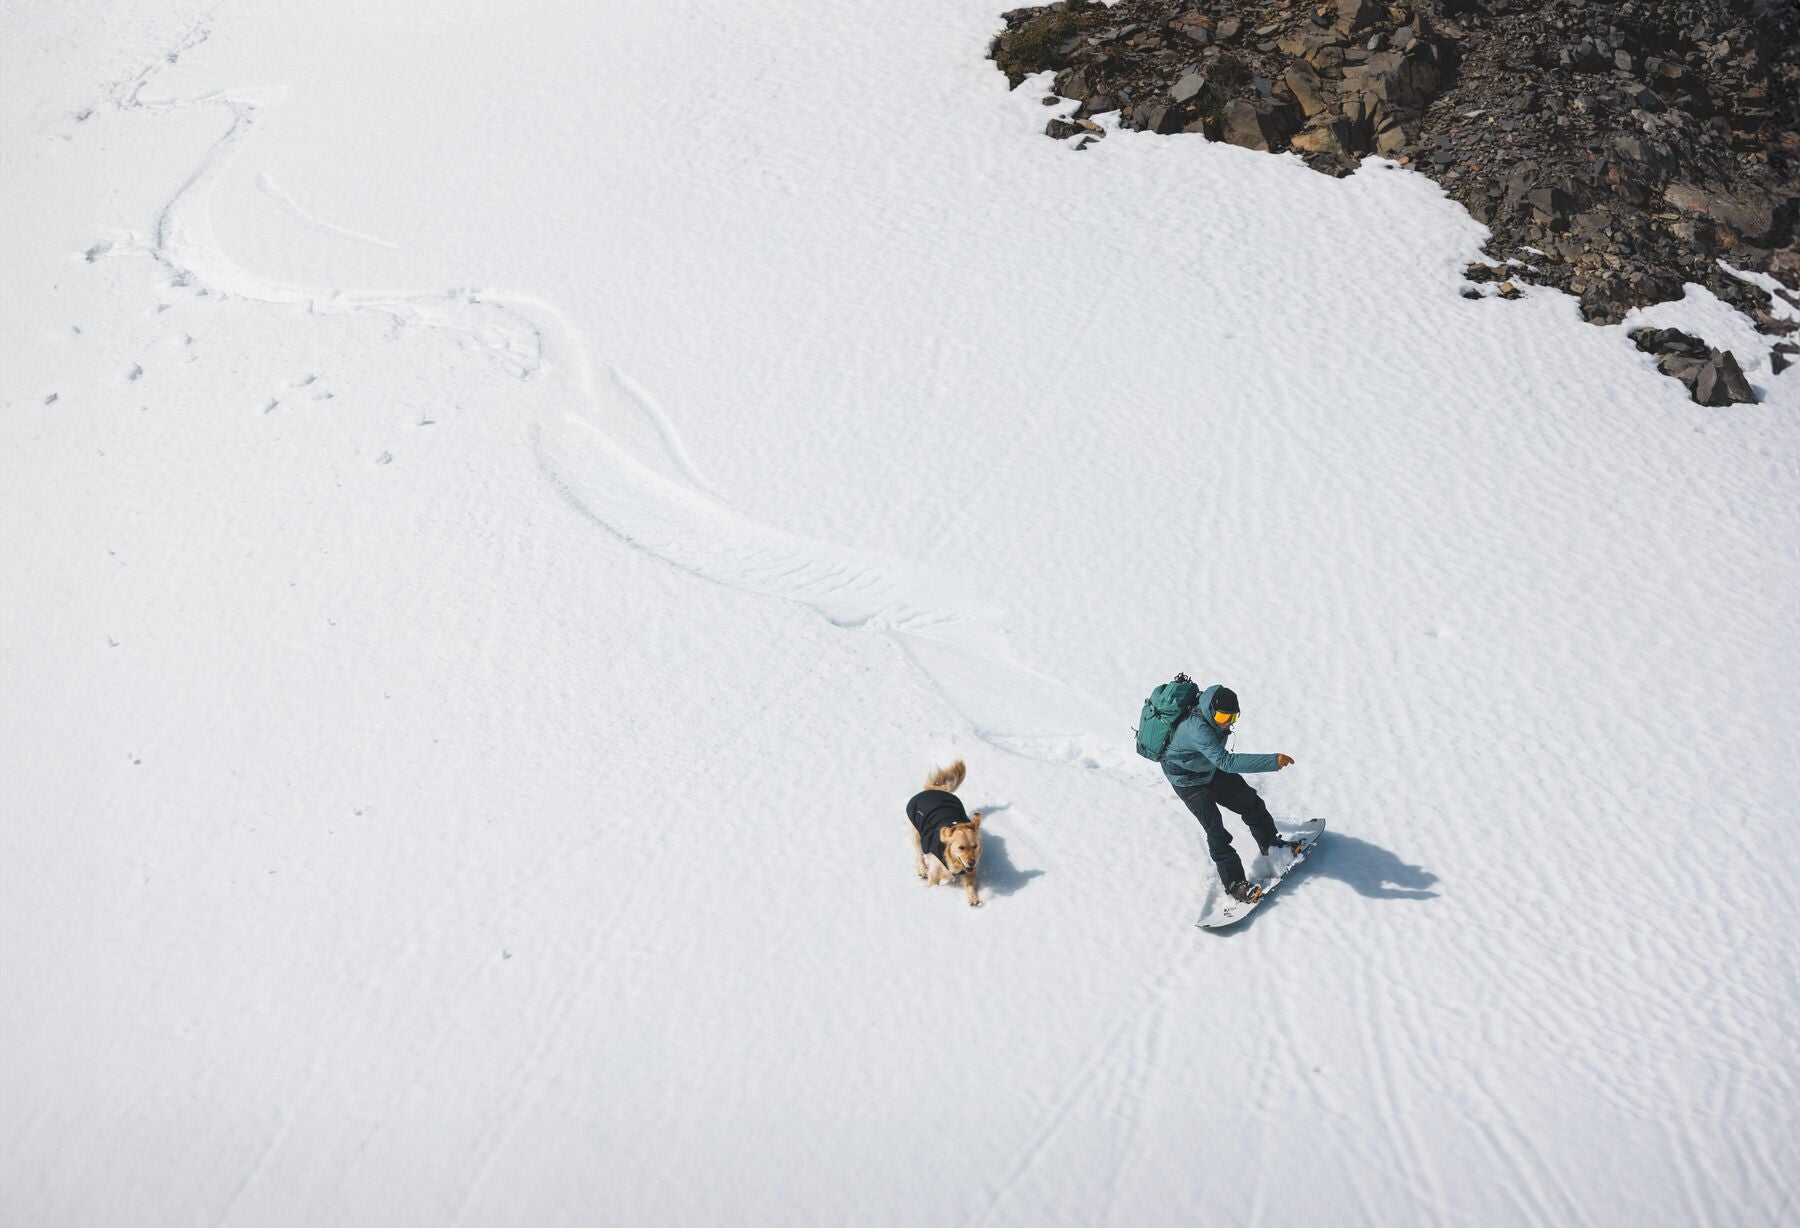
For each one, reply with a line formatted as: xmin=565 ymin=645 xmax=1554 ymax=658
xmin=3 ymin=2 xmax=1798 ymax=1224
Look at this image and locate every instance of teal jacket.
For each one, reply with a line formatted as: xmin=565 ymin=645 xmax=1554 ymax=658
xmin=1161 ymin=683 xmax=1281 ymax=789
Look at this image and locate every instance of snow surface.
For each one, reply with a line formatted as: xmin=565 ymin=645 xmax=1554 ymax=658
xmin=4 ymin=2 xmax=1799 ymax=1224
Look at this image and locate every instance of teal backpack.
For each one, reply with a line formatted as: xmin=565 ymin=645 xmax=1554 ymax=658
xmin=1135 ymin=673 xmax=1200 ymax=761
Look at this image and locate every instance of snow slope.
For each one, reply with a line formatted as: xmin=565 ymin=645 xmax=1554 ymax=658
xmin=3 ymin=1 xmax=1798 ymax=1223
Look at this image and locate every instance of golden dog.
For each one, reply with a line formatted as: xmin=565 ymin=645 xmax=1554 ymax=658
xmin=905 ymin=760 xmax=983 ymax=907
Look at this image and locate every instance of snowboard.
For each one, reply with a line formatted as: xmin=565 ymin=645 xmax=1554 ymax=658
xmin=1196 ymin=817 xmax=1326 ymax=930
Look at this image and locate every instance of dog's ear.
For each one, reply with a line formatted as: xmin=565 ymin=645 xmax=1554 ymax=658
xmin=969 ymin=812 xmax=982 ymax=830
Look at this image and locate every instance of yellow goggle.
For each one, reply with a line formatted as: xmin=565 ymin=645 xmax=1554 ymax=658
xmin=1214 ymin=711 xmax=1238 ymax=727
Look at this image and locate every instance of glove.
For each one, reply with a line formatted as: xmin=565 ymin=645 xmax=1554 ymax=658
xmin=1276 ymin=754 xmax=1295 ymax=768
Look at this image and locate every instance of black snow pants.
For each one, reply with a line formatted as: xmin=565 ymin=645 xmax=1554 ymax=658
xmin=1173 ymin=772 xmax=1281 ymax=888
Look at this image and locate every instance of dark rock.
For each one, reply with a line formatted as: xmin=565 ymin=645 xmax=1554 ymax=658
xmin=1283 ymin=61 xmax=1330 ymax=117
xmin=1335 ymin=0 xmax=1383 ymax=36
xmin=1291 ymin=113 xmax=1358 ymax=159
xmin=1220 ymin=97 xmax=1296 ymax=151
xmin=1567 ymin=40 xmax=1609 ymax=72
xmin=1055 ymin=67 xmax=1095 ymax=102
xmin=1659 ymin=353 xmax=1706 ymax=386
xmin=1715 ymin=349 xmax=1757 ymax=402
xmin=1631 ymin=327 xmax=1710 ymax=358
xmin=1610 ymin=135 xmax=1675 ymax=179
xmin=1693 ymin=349 xmax=1757 ymax=405
xmin=1170 ymin=70 xmax=1207 ymax=103
xmin=1134 ymin=102 xmax=1180 ymax=133
xmin=1374 ymin=115 xmax=1408 ymax=155
xmin=1278 ymin=29 xmax=1341 ymax=59
xmin=1339 ymin=47 xmax=1442 ymax=112
xmin=1527 ymin=185 xmax=1578 ymax=226
xmin=1662 ymin=182 xmax=1785 ymax=247
xmin=1170 ymin=12 xmax=1214 ymax=46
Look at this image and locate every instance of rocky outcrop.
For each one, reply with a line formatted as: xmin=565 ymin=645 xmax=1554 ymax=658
xmin=1631 ymin=327 xmax=1758 ymax=404
xmin=989 ymin=0 xmax=1799 ymax=403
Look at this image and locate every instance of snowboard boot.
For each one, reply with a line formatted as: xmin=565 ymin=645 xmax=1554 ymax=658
xmin=1225 ymin=880 xmax=1263 ymax=905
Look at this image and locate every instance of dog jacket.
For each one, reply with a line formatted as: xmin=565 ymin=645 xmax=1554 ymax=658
xmin=906 ymin=789 xmax=970 ymax=865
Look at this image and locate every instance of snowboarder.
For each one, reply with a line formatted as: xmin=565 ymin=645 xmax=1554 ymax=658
xmin=1163 ymin=683 xmax=1296 ymax=903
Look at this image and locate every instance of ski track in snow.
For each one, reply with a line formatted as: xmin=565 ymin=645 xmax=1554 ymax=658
xmin=254 ymin=171 xmax=401 ymax=250
xmin=104 ymin=83 xmax=1130 ymax=773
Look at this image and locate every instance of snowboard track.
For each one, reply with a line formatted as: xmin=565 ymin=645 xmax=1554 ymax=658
xmin=104 ymin=82 xmax=1129 ymax=774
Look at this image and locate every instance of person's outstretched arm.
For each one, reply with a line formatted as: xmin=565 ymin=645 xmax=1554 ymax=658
xmin=1166 ymin=734 xmax=1283 ymax=776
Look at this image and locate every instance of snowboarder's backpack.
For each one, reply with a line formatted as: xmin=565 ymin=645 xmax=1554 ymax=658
xmin=1135 ymin=673 xmax=1200 ymax=761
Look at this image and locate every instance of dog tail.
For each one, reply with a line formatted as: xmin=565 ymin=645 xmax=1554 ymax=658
xmin=923 ymin=760 xmax=966 ymax=793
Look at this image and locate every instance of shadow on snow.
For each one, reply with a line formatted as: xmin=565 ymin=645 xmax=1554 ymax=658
xmin=1307 ymin=828 xmax=1439 ymax=901
xmin=1206 ymin=822 xmax=1438 ymax=935
xmin=970 ymin=804 xmax=1044 ymax=899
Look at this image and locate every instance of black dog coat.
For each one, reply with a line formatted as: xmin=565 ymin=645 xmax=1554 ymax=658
xmin=906 ymin=789 xmax=970 ymax=865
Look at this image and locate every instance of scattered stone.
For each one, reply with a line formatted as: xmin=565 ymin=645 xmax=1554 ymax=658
xmin=1631 ymin=327 xmax=1759 ymax=404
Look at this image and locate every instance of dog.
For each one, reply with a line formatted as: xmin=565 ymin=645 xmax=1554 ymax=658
xmin=905 ymin=760 xmax=983 ymax=907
